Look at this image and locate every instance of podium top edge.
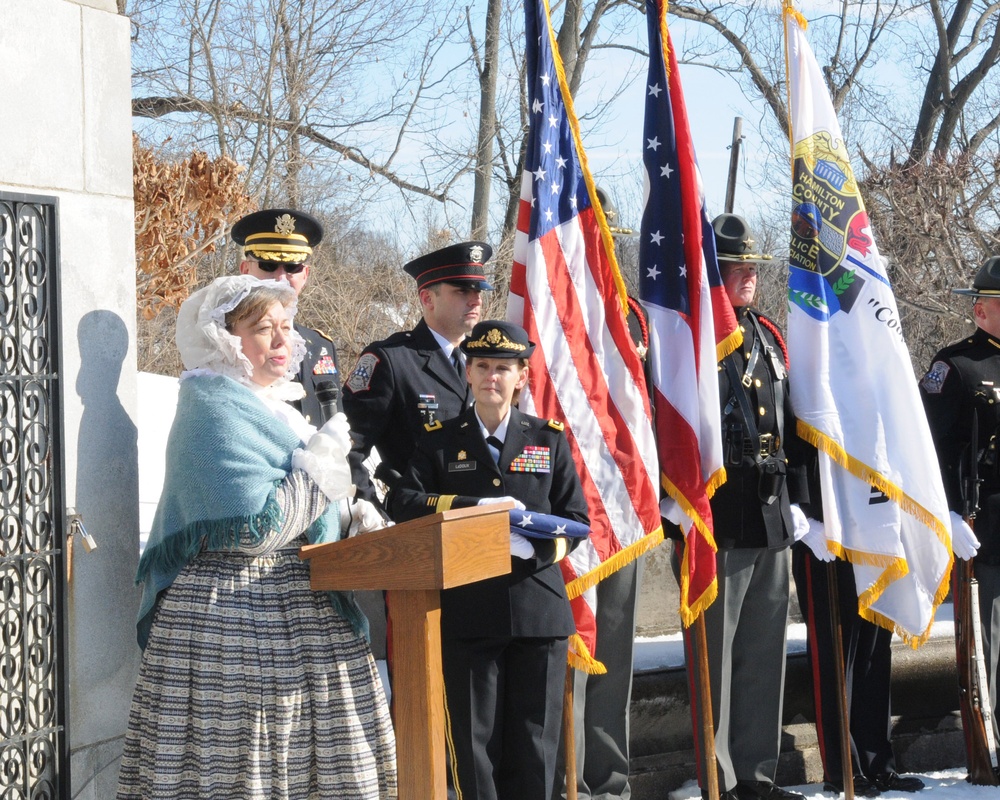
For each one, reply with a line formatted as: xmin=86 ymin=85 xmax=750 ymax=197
xmin=298 ymin=500 xmax=514 ymax=560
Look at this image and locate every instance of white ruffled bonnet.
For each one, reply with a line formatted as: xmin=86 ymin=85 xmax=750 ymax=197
xmin=175 ymin=275 xmax=307 ymax=394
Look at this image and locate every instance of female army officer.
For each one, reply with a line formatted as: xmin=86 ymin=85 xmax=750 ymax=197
xmin=392 ymin=320 xmax=589 ymax=800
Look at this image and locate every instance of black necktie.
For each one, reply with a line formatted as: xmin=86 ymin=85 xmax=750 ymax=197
xmin=451 ymin=350 xmax=465 ymax=378
xmin=486 ymin=435 xmax=503 ymax=463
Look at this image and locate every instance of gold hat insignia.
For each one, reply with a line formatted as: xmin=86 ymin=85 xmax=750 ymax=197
xmin=275 ymin=214 xmax=297 ymax=236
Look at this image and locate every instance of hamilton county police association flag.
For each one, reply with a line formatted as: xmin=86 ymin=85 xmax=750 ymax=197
xmin=784 ymin=2 xmax=951 ymax=644
xmin=508 ymin=0 xmax=663 ymax=671
xmin=639 ymin=0 xmax=740 ymax=627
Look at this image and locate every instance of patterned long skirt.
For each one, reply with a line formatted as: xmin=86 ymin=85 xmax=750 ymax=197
xmin=116 ymin=547 xmax=397 ymax=799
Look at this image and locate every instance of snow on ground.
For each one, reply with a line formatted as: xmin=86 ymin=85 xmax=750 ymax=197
xmin=669 ymin=771 xmax=999 ymax=800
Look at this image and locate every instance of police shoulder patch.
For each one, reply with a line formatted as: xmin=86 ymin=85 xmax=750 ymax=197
xmin=919 ymin=360 xmax=950 ymax=394
xmin=547 ymin=419 xmax=565 ymax=431
xmin=424 ymin=420 xmax=443 ymax=432
xmin=345 ymin=352 xmax=379 ymax=394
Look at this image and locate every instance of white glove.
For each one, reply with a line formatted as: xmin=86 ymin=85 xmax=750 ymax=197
xmin=317 ymin=412 xmax=353 ymax=453
xmin=510 ymin=530 xmax=535 ymax=559
xmin=341 ymin=498 xmax=390 ymax=538
xmin=801 ymin=517 xmax=835 ymax=562
xmin=790 ymin=504 xmax=809 ymax=542
xmin=292 ymin=412 xmax=355 ymax=502
xmin=479 ymin=495 xmax=526 ymax=511
xmin=950 ymin=511 xmax=981 ymax=561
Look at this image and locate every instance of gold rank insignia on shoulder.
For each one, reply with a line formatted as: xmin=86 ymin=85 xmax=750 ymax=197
xmin=547 ymin=419 xmax=565 ymax=431
xmin=425 ymin=420 xmax=443 ymax=432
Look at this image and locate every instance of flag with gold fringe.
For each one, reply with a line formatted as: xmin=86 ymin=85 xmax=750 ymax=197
xmin=507 ymin=0 xmax=664 ymax=672
xmin=784 ymin=1 xmax=951 ymax=645
xmin=640 ymin=0 xmax=741 ymax=627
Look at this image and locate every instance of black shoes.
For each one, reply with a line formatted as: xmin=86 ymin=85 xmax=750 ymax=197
xmin=870 ymin=773 xmax=925 ymax=792
xmin=734 ymin=780 xmax=806 ymax=800
xmin=822 ymin=775 xmax=881 ymax=797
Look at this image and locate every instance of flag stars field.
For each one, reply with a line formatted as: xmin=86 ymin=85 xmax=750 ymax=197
xmin=648 ymin=136 xmax=661 ymax=150
xmin=649 ymin=82 xmax=662 ymax=97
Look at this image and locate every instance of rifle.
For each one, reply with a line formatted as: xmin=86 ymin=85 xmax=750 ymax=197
xmin=953 ymin=409 xmax=1000 ymax=784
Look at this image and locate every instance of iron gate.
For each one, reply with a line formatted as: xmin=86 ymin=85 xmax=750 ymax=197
xmin=0 ymin=194 xmax=68 ymax=799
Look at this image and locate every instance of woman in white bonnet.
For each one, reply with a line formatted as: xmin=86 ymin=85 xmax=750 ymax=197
xmin=117 ymin=275 xmax=396 ymax=799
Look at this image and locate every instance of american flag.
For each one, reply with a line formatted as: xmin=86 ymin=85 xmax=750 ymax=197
xmin=639 ymin=0 xmax=740 ymax=626
xmin=507 ymin=0 xmax=663 ymax=671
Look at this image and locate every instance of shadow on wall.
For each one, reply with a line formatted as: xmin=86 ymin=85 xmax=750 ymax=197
xmin=71 ymin=310 xmax=141 ymax=757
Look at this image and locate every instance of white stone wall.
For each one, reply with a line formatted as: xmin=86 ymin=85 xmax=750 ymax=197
xmin=0 ymin=1 xmax=138 ymax=798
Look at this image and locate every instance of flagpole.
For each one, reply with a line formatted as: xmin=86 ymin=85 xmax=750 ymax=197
xmin=723 ymin=117 xmax=742 ymax=214
xmin=825 ymin=561 xmax=855 ymax=800
xmin=694 ymin=612 xmax=720 ymax=800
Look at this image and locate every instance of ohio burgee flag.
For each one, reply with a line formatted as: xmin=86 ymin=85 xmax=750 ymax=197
xmin=508 ymin=0 xmax=664 ymax=671
xmin=639 ymin=0 xmax=741 ymax=627
xmin=784 ymin=2 xmax=951 ymax=645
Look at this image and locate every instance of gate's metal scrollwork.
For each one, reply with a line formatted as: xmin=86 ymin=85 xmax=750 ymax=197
xmin=0 ymin=196 xmax=66 ymax=800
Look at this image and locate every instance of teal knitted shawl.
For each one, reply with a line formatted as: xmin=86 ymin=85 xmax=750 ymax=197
xmin=135 ymin=373 xmax=366 ymax=648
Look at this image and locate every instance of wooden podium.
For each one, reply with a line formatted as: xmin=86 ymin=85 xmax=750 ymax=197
xmin=300 ymin=502 xmax=513 ymax=800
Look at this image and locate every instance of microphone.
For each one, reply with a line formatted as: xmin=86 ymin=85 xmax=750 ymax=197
xmin=315 ymin=379 xmax=340 ymax=421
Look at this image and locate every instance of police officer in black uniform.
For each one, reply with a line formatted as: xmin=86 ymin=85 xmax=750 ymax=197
xmin=392 ymin=320 xmax=589 ymax=800
xmin=920 ymin=257 xmax=1000 ymax=743
xmin=343 ymin=241 xmax=493 ymax=503
xmin=232 ymin=208 xmax=342 ymax=426
xmin=687 ymin=213 xmax=809 ymax=800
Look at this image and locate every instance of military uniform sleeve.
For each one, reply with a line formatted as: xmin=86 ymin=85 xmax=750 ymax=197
xmin=343 ymin=345 xmax=395 ymax=502
xmin=389 ymin=430 xmax=484 ymax=522
xmin=920 ymin=355 xmax=968 ymax=512
xmin=526 ymin=427 xmax=590 ymax=567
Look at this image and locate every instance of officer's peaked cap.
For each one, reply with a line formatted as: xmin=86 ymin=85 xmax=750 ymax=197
xmin=460 ymin=320 xmax=535 ymax=359
xmin=231 ymin=208 xmax=323 ymax=264
xmin=404 ymin=241 xmax=494 ymax=291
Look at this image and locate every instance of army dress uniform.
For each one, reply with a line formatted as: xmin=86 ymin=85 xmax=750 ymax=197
xmin=343 ymin=318 xmax=473 ymax=500
xmin=391 ymin=323 xmax=589 ymax=800
xmin=294 ymin=324 xmax=342 ymax=425
xmin=342 ymin=241 xmax=494 ymax=502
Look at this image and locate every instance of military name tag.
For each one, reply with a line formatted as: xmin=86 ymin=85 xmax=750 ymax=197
xmin=510 ymin=445 xmax=551 ymax=473
xmin=449 ymin=462 xmax=477 ymax=472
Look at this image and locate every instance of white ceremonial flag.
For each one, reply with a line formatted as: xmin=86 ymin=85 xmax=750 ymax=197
xmin=784 ymin=2 xmax=952 ymax=645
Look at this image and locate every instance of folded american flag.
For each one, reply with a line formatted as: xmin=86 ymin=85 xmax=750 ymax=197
xmin=510 ymin=510 xmax=590 ymax=541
